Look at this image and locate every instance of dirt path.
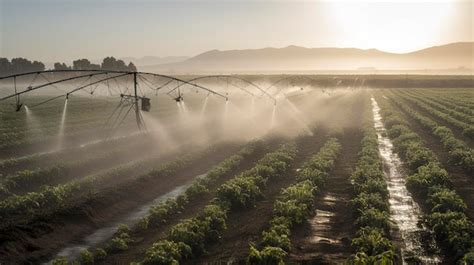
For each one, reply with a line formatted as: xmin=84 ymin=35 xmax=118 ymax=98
xmin=189 ymin=128 xmax=330 ymax=264
xmin=288 ymin=127 xmax=362 ymax=264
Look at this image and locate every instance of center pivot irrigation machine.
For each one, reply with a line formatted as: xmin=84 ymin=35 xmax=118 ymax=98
xmin=0 ymin=70 xmax=235 ymax=130
xmin=0 ymin=70 xmax=328 ymax=136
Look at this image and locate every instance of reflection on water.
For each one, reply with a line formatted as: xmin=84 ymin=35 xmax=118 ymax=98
xmin=308 ymin=193 xmax=340 ymax=244
xmin=47 ymin=172 xmax=207 ymax=263
xmin=371 ymin=97 xmax=441 ymax=264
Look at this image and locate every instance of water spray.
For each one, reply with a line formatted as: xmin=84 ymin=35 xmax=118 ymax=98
xmin=200 ymin=95 xmax=209 ymax=121
xmin=57 ymin=98 xmax=68 ymax=150
xmin=270 ymin=104 xmax=277 ymax=129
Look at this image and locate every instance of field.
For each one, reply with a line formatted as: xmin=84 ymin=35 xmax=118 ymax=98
xmin=0 ymin=75 xmax=473 ymax=265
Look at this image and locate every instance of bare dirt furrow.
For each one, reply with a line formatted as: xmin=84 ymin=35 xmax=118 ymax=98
xmin=288 ymin=127 xmax=362 ymax=264
xmin=190 ymin=128 xmax=330 ymax=264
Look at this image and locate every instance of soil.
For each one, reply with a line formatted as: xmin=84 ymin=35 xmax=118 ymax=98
xmin=99 ymin=139 xmax=277 ymax=264
xmin=0 ymin=142 xmax=242 ymax=264
xmin=287 ymin=126 xmax=362 ymax=264
xmin=189 ymin=128 xmax=331 ymax=265
xmin=399 ymin=91 xmax=474 ymax=149
xmin=388 ymin=96 xmax=474 ymax=222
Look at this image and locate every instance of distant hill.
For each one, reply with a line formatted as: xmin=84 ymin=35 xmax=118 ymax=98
xmin=120 ymin=56 xmax=189 ymax=67
xmin=142 ymin=42 xmax=474 ymax=74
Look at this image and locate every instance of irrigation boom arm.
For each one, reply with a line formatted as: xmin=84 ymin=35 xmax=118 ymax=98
xmin=166 ymin=75 xmax=275 ymax=103
xmin=0 ymin=72 xmax=111 ymax=101
xmin=0 ymin=70 xmax=229 ymax=102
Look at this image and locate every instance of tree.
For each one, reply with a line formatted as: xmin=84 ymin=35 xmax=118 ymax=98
xmin=101 ymin=57 xmax=119 ymax=70
xmin=73 ymin=59 xmax=100 ymax=70
xmin=7 ymin=58 xmax=44 ymax=74
xmin=128 ymin=62 xmax=137 ymax=72
xmin=101 ymin=57 xmax=135 ymax=71
xmin=0 ymin=58 xmax=11 ymax=74
xmin=53 ymin=62 xmax=71 ymax=70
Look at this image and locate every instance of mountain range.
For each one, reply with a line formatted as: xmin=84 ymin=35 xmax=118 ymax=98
xmin=140 ymin=42 xmax=474 ymax=74
xmin=120 ymin=56 xmax=189 ymax=67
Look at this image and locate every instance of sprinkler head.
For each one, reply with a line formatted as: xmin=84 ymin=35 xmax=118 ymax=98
xmin=174 ymin=95 xmax=183 ymax=102
xmin=15 ymin=103 xmax=23 ymax=112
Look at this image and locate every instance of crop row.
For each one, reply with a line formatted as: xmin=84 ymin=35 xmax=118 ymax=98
xmin=0 ymin=96 xmax=180 ymax=132
xmin=0 ymin=119 xmax=136 ymax=151
xmin=439 ymin=98 xmax=474 ymax=110
xmin=404 ymin=89 xmax=474 ymax=109
xmin=131 ymin=143 xmax=297 ymax=264
xmin=347 ymin=99 xmax=395 ymax=264
xmin=0 ymin=130 xmax=150 ymax=174
xmin=398 ymin=90 xmax=474 ymax=125
xmin=407 ymin=91 xmax=474 ymax=116
xmin=0 ymin=105 xmax=181 ymax=153
xmin=393 ymin=92 xmax=474 ymax=139
xmin=0 ymin=102 xmax=180 ymax=134
xmin=0 ymin=138 xmax=155 ymax=197
xmin=387 ymin=95 xmax=473 ymax=174
xmin=377 ymin=96 xmax=473 ymax=262
xmin=410 ymin=92 xmax=474 ymax=110
xmin=0 ymin=97 xmax=118 ymax=124
xmin=53 ymin=141 xmax=265 ymax=264
xmin=0 ymin=144 xmax=223 ymax=227
xmin=247 ymin=138 xmax=341 ymax=264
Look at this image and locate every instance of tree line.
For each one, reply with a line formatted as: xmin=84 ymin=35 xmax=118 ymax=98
xmin=0 ymin=57 xmax=137 ymax=76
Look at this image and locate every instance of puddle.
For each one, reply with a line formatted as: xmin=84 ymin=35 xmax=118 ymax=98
xmin=46 ymin=172 xmax=207 ymax=263
xmin=308 ymin=193 xmax=339 ymax=244
xmin=371 ymin=97 xmax=441 ymax=264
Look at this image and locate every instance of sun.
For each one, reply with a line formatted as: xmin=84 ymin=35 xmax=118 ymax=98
xmin=326 ymin=1 xmax=456 ymax=53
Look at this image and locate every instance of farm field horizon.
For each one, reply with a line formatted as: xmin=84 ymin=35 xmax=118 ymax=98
xmin=0 ymin=72 xmax=473 ymax=264
xmin=2 ymin=0 xmax=474 ymax=263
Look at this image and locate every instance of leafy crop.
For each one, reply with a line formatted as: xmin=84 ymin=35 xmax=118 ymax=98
xmin=139 ymin=143 xmax=297 ymax=264
xmin=248 ymin=138 xmax=341 ymax=264
xmin=377 ymin=96 xmax=474 ymax=261
xmin=347 ymin=101 xmax=394 ymax=263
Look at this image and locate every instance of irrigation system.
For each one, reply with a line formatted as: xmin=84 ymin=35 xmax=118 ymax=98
xmin=0 ymin=70 xmax=327 ymax=132
xmin=0 ymin=70 xmax=232 ymax=129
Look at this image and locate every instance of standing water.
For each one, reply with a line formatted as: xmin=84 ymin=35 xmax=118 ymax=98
xmin=371 ymin=97 xmax=441 ymax=264
xmin=47 ymin=172 xmax=208 ymax=263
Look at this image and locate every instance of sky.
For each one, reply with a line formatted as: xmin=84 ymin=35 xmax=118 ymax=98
xmin=0 ymin=0 xmax=472 ymax=62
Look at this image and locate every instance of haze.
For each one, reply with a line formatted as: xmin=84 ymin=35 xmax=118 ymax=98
xmin=1 ymin=0 xmax=472 ymax=63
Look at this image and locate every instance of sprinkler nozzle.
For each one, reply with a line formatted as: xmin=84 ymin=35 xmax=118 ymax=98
xmin=15 ymin=103 xmax=23 ymax=112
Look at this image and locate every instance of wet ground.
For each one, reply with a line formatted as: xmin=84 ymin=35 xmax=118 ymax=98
xmin=371 ymin=97 xmax=441 ymax=264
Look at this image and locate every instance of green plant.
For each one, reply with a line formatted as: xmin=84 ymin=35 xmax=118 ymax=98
xmin=79 ymin=249 xmax=94 ymax=265
xmin=142 ymin=240 xmax=192 ymax=265
xmin=247 ymin=245 xmax=287 ymax=265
